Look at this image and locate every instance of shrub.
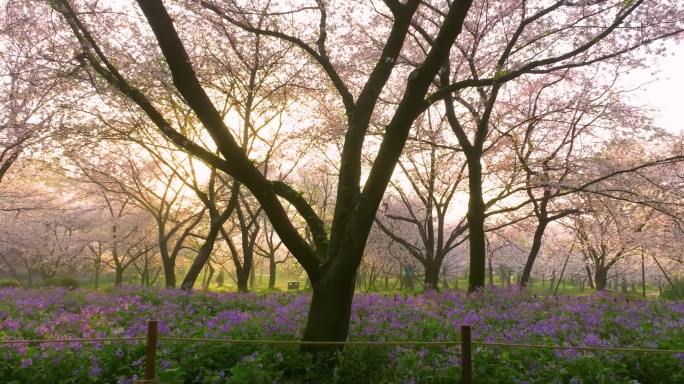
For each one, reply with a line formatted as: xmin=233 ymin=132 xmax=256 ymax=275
xmin=0 ymin=280 xmax=21 ymax=288
xmin=661 ymin=280 xmax=684 ymax=301
xmin=42 ymin=276 xmax=80 ymax=289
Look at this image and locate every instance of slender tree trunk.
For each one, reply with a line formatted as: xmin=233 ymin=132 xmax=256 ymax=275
xmin=641 ymin=250 xmax=647 ymax=298
xmin=519 ymin=220 xmax=548 ymax=287
xmin=181 ymin=215 xmax=227 ymax=289
xmin=268 ymin=258 xmax=277 ymax=289
xmin=488 ymin=258 xmax=494 ymax=285
xmin=250 ymin=260 xmax=256 ymax=289
xmin=204 ymin=264 xmax=215 ymax=289
xmin=585 ymin=265 xmax=595 ymax=290
xmin=235 ymin=248 xmax=253 ymax=293
xmin=595 ymin=267 xmax=609 ymax=291
xmin=158 ymin=228 xmax=176 ymax=288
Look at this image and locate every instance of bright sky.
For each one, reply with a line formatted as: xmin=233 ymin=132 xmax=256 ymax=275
xmin=631 ymin=41 xmax=684 ymax=133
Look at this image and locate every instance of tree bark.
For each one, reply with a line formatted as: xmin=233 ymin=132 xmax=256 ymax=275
xmin=181 ymin=217 xmax=225 ymax=290
xmin=157 ymin=224 xmax=176 ymax=288
xmin=423 ymin=263 xmax=441 ymax=291
xmin=466 ymin=158 xmax=486 ymax=292
xmin=268 ymin=258 xmax=277 ymax=289
xmin=519 ymin=220 xmax=548 ymax=287
xmin=236 ymin=265 xmax=250 ymax=292
xmin=115 ymin=269 xmax=124 ymax=287
xmin=161 ymin=256 xmax=175 ymax=288
xmin=300 ymin=272 xmax=356 ymax=354
xmin=594 ymin=267 xmax=609 ymax=291
xmin=585 ymin=265 xmax=595 ymax=290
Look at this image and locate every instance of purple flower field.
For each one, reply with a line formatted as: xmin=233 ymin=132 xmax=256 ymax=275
xmin=1 ymin=287 xmax=684 ymax=383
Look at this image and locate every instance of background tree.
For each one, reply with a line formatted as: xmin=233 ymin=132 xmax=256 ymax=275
xmin=0 ymin=3 xmax=68 ymax=183
xmin=69 ymin=144 xmax=205 ymax=287
xmin=497 ymin=69 xmax=658 ymax=287
xmin=375 ymin=111 xmax=469 ymax=290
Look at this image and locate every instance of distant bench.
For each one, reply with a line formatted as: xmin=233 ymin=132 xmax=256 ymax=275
xmin=287 ymin=281 xmax=300 ymax=290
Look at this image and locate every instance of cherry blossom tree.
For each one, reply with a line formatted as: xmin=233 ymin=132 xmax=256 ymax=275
xmin=29 ymin=0 xmax=684 ymax=351
xmin=0 ymin=173 xmax=91 ymax=284
xmin=79 ymin=189 xmax=157 ymax=287
xmin=68 ymin=143 xmax=205 ymax=287
xmin=0 ymin=3 xmax=68 ymax=183
xmin=373 ymin=110 xmax=469 ymax=290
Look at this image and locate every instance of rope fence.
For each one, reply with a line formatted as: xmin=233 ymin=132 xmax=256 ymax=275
xmin=4 ymin=320 xmax=684 ymax=384
xmin=0 ymin=337 xmax=146 ymax=344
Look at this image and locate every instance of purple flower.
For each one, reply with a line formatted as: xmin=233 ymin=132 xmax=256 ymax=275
xmin=21 ymin=358 xmax=32 ymax=368
xmin=89 ymin=365 xmax=102 ymax=376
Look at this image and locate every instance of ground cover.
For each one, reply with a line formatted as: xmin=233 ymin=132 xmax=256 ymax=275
xmin=1 ymin=287 xmax=683 ymax=383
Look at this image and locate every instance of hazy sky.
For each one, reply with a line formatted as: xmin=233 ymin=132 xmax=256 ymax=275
xmin=633 ymin=41 xmax=684 ymax=133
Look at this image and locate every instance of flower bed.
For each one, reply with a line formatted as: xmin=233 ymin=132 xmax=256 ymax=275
xmin=1 ymin=287 xmax=683 ymax=383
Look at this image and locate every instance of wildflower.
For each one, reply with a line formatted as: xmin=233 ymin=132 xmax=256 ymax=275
xmin=89 ymin=365 xmax=102 ymax=376
xmin=21 ymin=358 xmax=32 ymax=368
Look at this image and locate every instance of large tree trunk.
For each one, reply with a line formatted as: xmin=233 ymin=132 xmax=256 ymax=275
xmin=300 ymin=272 xmax=356 ymax=354
xmin=595 ymin=267 xmax=609 ymax=291
xmin=115 ymin=268 xmax=124 ymax=287
xmin=423 ymin=262 xmax=441 ymax=292
xmin=161 ymin=257 xmax=175 ymax=288
xmin=236 ymin=268 xmax=249 ymax=292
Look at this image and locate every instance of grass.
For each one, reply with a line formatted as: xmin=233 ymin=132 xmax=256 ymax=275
xmin=0 ymin=269 xmax=667 ymax=299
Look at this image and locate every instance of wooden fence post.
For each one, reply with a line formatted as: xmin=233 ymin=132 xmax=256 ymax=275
xmin=144 ymin=320 xmax=158 ymax=383
xmin=461 ymin=325 xmax=472 ymax=384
